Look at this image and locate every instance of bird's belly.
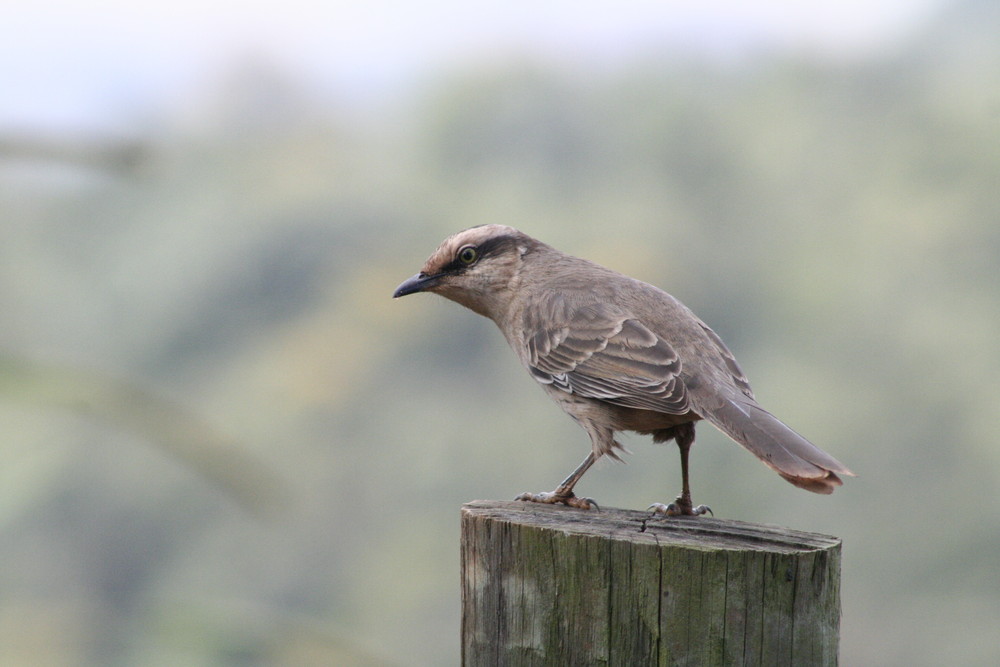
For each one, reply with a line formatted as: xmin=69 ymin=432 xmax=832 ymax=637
xmin=604 ymin=403 xmax=701 ymax=434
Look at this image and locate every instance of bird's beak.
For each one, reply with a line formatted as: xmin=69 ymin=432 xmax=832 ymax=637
xmin=393 ymin=272 xmax=440 ymax=298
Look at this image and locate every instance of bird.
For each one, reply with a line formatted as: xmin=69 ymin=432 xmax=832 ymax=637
xmin=393 ymin=225 xmax=853 ymax=516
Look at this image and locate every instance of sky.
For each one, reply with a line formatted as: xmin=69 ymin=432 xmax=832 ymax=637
xmin=2 ymin=0 xmax=945 ymax=132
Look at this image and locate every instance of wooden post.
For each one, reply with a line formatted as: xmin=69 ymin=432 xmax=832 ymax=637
xmin=461 ymin=500 xmax=841 ymax=666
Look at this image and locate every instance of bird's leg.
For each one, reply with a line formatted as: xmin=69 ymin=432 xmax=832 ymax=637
xmin=650 ymin=424 xmax=712 ymax=517
xmin=516 ymin=451 xmax=599 ymax=509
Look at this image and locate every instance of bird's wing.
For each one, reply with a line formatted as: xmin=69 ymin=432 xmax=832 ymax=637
xmin=696 ymin=322 xmax=754 ymax=399
xmin=525 ymin=302 xmax=690 ymax=414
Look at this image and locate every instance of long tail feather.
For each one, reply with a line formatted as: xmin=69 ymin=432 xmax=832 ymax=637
xmin=703 ymin=398 xmax=854 ymax=494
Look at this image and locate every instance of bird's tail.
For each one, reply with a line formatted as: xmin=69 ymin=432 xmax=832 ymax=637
xmin=703 ymin=397 xmax=854 ymax=494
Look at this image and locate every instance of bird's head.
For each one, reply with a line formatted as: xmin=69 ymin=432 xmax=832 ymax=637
xmin=392 ymin=225 xmax=536 ymax=319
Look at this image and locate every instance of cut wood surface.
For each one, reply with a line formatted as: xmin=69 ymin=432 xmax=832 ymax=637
xmin=461 ymin=499 xmax=841 ymax=666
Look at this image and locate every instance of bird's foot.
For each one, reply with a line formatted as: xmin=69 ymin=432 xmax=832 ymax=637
xmin=649 ymin=495 xmax=712 ymax=517
xmin=515 ymin=490 xmax=599 ymax=510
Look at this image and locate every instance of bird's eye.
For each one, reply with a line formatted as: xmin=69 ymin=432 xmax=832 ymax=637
xmin=458 ymin=245 xmax=479 ymax=265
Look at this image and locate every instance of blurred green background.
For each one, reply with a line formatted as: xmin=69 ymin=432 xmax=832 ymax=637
xmin=2 ymin=1 xmax=998 ymax=665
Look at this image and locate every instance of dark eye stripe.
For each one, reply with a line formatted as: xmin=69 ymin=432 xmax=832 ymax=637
xmin=442 ymin=234 xmax=519 ymax=274
xmin=475 ymin=234 xmax=518 ymax=259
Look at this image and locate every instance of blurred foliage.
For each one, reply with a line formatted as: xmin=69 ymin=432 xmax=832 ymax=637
xmin=1 ymin=2 xmax=999 ymax=665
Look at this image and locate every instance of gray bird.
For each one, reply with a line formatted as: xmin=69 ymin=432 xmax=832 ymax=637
xmin=393 ymin=225 xmax=853 ymax=515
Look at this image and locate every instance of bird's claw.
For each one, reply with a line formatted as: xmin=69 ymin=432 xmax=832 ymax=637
xmin=515 ymin=491 xmax=599 ymax=510
xmin=648 ymin=501 xmax=713 ymax=517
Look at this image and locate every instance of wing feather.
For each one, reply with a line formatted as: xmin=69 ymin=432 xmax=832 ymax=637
xmin=525 ymin=304 xmax=690 ymax=415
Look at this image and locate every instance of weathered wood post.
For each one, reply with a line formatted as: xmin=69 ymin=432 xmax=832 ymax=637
xmin=461 ymin=500 xmax=841 ymax=666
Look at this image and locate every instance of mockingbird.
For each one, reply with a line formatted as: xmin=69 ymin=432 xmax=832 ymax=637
xmin=393 ymin=225 xmax=853 ymax=515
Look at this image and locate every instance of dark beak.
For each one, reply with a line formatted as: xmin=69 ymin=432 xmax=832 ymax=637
xmin=393 ymin=273 xmax=440 ymax=298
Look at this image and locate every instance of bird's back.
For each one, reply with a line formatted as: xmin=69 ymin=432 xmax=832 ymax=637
xmin=514 ymin=246 xmax=753 ymax=404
